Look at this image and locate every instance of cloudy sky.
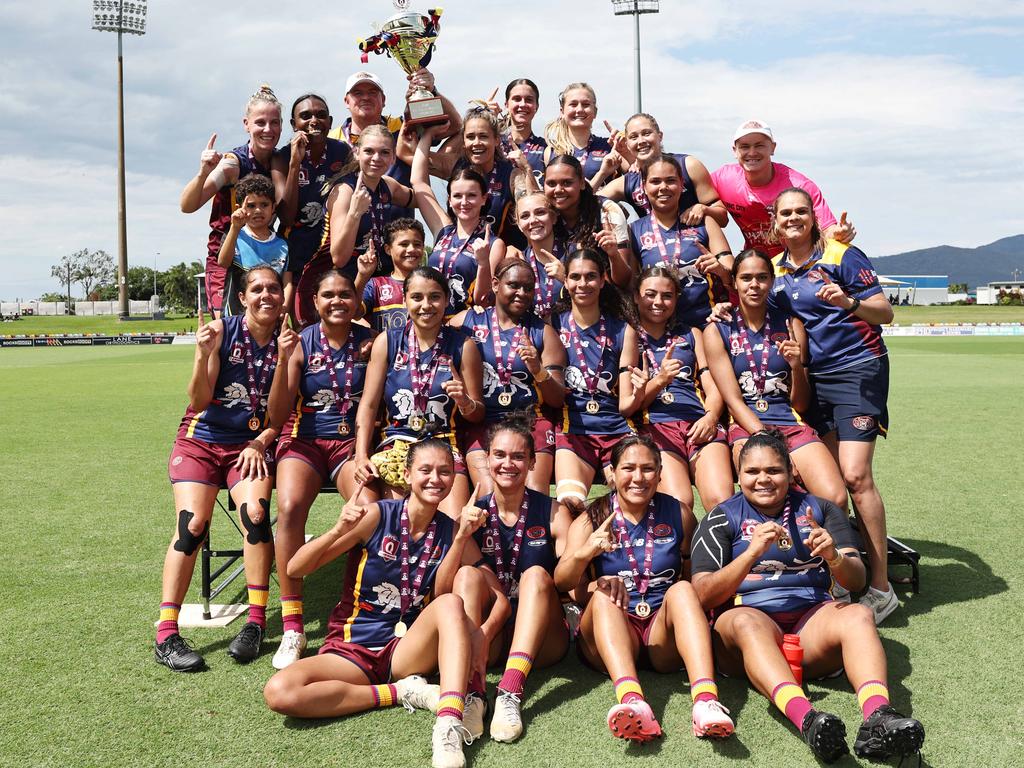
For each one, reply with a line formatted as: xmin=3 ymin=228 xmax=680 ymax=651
xmin=1 ymin=0 xmax=1022 ymax=300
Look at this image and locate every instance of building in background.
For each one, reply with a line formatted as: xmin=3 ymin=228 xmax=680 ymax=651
xmin=878 ymin=274 xmax=949 ymax=305
xmin=975 ymin=280 xmax=1024 ymax=305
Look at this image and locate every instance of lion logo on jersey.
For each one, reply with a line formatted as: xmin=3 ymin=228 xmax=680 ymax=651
xmin=564 ymin=366 xmax=615 ymax=396
xmin=221 ymin=382 xmax=249 ymax=409
xmin=738 ymin=369 xmax=789 ymax=399
xmin=616 ymin=567 xmax=676 ymax=593
xmin=311 ymin=389 xmax=335 ymax=408
xmin=674 ymin=261 xmax=707 ymax=289
xmin=750 ymin=558 xmax=820 ymax=581
xmin=448 ymin=274 xmax=467 ymax=309
xmin=481 ymin=362 xmax=532 ymax=399
xmin=301 ymin=201 xmax=324 ymax=227
xmin=392 ymin=389 xmax=450 ymax=428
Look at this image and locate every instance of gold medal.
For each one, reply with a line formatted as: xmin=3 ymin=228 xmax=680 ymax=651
xmin=635 ymin=601 xmax=652 ymax=618
xmin=248 ymin=416 xmax=261 ymax=431
xmin=660 ymin=391 xmax=675 ymax=405
xmin=586 ymin=399 xmax=600 ymax=414
xmin=394 ymin=620 xmax=408 ymax=638
xmin=777 ymin=534 xmax=792 ymax=551
xmin=755 ymin=398 xmax=769 ymax=413
xmin=409 ymin=415 xmax=425 ymax=432
xmin=497 ymin=391 xmax=513 ymax=407
xmin=338 ymin=422 xmax=351 ymax=436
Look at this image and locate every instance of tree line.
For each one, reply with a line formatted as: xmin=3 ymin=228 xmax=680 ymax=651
xmin=45 ymin=250 xmax=203 ymax=314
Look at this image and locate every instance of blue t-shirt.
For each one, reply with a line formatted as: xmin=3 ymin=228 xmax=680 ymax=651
xmin=690 ymin=490 xmax=858 ymax=613
xmin=770 ymin=241 xmax=886 ymax=375
xmin=590 ymin=492 xmax=684 ymax=613
xmin=324 ymin=499 xmax=455 ymax=649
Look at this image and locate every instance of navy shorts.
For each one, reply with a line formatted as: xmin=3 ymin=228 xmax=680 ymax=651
xmin=810 ymin=356 xmax=889 ymax=442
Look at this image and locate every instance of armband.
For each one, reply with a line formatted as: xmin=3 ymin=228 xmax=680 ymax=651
xmin=695 ymin=366 xmax=710 ymax=377
xmin=848 ymin=297 xmax=861 ymax=314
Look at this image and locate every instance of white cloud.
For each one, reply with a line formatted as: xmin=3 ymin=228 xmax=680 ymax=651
xmin=1 ymin=0 xmax=1021 ymax=299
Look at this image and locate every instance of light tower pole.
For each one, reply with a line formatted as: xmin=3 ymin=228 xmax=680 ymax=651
xmin=610 ymin=0 xmax=660 ymax=114
xmin=92 ymin=1 xmax=147 ymax=320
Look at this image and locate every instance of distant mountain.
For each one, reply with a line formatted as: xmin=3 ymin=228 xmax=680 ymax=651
xmin=870 ymin=235 xmax=1024 ymax=287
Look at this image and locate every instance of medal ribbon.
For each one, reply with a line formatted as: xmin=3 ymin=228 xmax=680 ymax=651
xmin=398 ymin=501 xmax=439 ymax=617
xmin=525 ymin=243 xmax=558 ymax=317
xmin=406 ymin=324 xmax=446 ymax=420
xmin=650 ymin=219 xmax=682 ymax=267
xmin=486 ymin=492 xmax=531 ymax=594
xmin=566 ymin=314 xmax=607 ymax=397
xmin=732 ymin=313 xmax=773 ymax=401
xmin=636 ymin=329 xmax=679 ymax=376
xmin=365 ymin=179 xmax=388 ymax=258
xmin=318 ymin=323 xmax=356 ymax=422
xmin=488 ymin=309 xmax=525 ymax=393
xmin=434 ymin=221 xmax=484 ymax=280
xmin=611 ymin=493 xmax=657 ymax=600
xmin=240 ymin=316 xmax=278 ymax=419
xmin=774 ymin=497 xmax=793 ymax=547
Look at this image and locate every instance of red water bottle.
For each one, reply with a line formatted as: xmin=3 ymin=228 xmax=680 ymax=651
xmin=782 ymin=634 xmax=803 ymax=686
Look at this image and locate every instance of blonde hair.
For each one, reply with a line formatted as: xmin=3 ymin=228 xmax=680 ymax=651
xmin=544 ymin=82 xmax=598 ymax=156
xmin=326 ymin=124 xmax=395 ymax=191
xmin=246 ymin=84 xmax=281 ymax=116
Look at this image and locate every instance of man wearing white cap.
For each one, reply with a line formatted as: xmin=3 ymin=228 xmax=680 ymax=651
xmin=711 ymin=120 xmax=855 ymax=256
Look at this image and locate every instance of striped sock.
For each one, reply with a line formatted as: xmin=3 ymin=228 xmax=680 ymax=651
xmin=857 ymin=680 xmax=890 ymax=719
xmin=437 ymin=691 xmax=466 ymax=720
xmin=772 ymin=681 xmax=813 ymax=731
xmin=156 ymin=602 xmax=180 ymax=644
xmin=469 ymin=670 xmax=486 ymax=697
xmin=614 ymin=676 xmax=645 ymax=705
xmin=370 ymin=684 xmax=399 ymax=709
xmin=247 ymin=584 xmax=269 ymax=628
xmin=498 ymin=652 xmax=534 ymax=696
xmin=280 ymin=594 xmax=304 ymax=634
xmin=690 ymin=678 xmax=720 ymax=704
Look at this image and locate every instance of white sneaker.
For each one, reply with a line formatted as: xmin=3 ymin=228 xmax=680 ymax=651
xmin=860 ymin=585 xmax=899 ymax=625
xmin=432 ymin=715 xmax=472 ymax=768
xmin=271 ymin=630 xmax=306 ymax=670
xmin=490 ymin=689 xmax=523 ymax=742
xmin=463 ymin=692 xmax=487 ymax=740
xmin=395 ymin=674 xmax=440 ymax=713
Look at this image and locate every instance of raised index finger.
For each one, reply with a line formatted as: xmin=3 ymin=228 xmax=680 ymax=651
xmin=839 ymin=211 xmax=848 ymax=227
xmin=467 ymin=483 xmax=480 ymax=506
xmin=603 ymin=120 xmax=615 ymax=134
xmin=207 ymin=133 xmax=217 ymax=150
xmin=596 ymin=512 xmax=615 ymax=532
xmin=487 ymin=86 xmax=499 ymax=103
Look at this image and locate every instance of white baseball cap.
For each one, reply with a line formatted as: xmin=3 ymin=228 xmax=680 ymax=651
xmin=733 ymin=119 xmax=774 ymax=143
xmin=345 ymin=71 xmax=385 ymax=94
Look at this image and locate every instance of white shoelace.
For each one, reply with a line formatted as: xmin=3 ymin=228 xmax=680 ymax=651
xmin=495 ymin=691 xmax=522 ymax=724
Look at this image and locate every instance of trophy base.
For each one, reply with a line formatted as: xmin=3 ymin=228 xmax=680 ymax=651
xmin=405 ymin=95 xmax=446 ymax=127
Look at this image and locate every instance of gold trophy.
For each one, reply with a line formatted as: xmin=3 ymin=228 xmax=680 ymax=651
xmin=358 ymin=3 xmax=446 ymax=127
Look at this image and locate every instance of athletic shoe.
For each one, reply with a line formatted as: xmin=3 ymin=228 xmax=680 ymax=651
xmin=271 ymin=630 xmax=306 ymax=670
xmin=463 ymin=692 xmax=487 ymax=740
xmin=489 ymin=689 xmax=523 ymax=742
xmin=801 ymin=709 xmax=849 ymax=763
xmin=691 ymin=699 xmax=734 ymax=739
xmin=854 ymin=705 xmax=925 ymax=759
xmin=395 ymin=674 xmax=440 ymax=713
xmin=860 ymin=585 xmax=899 ymax=625
xmin=227 ymin=621 xmax=264 ymax=663
xmin=154 ymin=633 xmax=204 ymax=672
xmin=606 ymin=700 xmax=663 ymax=742
xmin=431 ymin=715 xmax=472 ymax=768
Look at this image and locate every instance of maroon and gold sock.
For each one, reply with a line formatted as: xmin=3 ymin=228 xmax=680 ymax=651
xmin=437 ymin=691 xmax=466 ymax=720
xmin=857 ymin=680 xmax=890 ymax=719
xmin=247 ymin=584 xmax=269 ymax=628
xmin=690 ymin=678 xmax=720 ymax=704
xmin=280 ymin=594 xmax=303 ymax=634
xmin=156 ymin=602 xmax=180 ymax=644
xmin=614 ymin=676 xmax=645 ymax=705
xmin=498 ymin=652 xmax=534 ymax=696
xmin=772 ymin=681 xmax=813 ymax=730
xmin=370 ymin=684 xmax=399 ymax=709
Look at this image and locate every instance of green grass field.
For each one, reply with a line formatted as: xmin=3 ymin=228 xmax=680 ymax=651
xmin=3 ymin=305 xmax=1023 ymax=337
xmin=1 ymin=338 xmax=1022 ymax=767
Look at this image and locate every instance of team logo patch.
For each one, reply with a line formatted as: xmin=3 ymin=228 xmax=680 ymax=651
xmin=640 ymin=232 xmax=656 ymax=250
xmin=680 ymin=227 xmax=700 ymax=239
xmin=857 ymin=268 xmax=878 ymax=286
xmin=307 ymin=353 xmax=326 ymax=373
xmin=653 ymin=523 xmax=673 ymax=538
xmin=228 ymin=342 xmax=244 ymax=364
xmin=172 ymin=456 xmax=183 ymax=466
xmin=379 ymin=534 xmax=399 ymax=561
xmin=545 ymin=429 xmax=555 ymax=446
xmin=807 ymin=269 xmax=828 ymax=284
xmin=482 ymin=534 xmax=497 ymax=554
xmin=771 ymin=332 xmax=788 ymax=345
xmin=379 ymin=284 xmax=394 ymax=302
xmin=330 ymin=161 xmax=345 ymax=172
xmin=473 ymin=326 xmax=488 ymax=342
xmin=526 ymin=525 xmax=546 ymax=540
xmin=740 ymin=519 xmax=759 ymax=541
xmin=852 ymin=415 xmax=875 ymax=430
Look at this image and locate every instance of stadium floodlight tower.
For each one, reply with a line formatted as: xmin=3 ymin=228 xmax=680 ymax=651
xmin=92 ymin=1 xmax=147 ymax=320
xmin=610 ymin=0 xmax=659 ymax=114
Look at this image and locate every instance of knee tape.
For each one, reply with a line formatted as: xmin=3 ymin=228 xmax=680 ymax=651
xmin=555 ymin=479 xmax=588 ymax=504
xmin=173 ymin=509 xmax=209 ymax=556
xmin=241 ymin=499 xmax=272 ymax=545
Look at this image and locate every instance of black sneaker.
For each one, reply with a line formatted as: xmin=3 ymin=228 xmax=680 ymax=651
xmin=227 ymin=622 xmax=264 ymax=663
xmin=801 ymin=709 xmax=849 ymax=763
xmin=155 ymin=633 xmax=205 ymax=672
xmin=854 ymin=705 xmax=925 ymax=759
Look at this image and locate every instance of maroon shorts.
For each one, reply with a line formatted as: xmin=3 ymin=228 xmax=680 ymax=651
xmin=641 ymin=419 xmax=728 ymax=462
xmin=204 ymin=258 xmax=226 ymax=313
xmin=277 ymin=436 xmax=355 ymax=481
xmin=461 ymin=412 xmax=557 ymax=456
xmin=576 ymin=608 xmax=659 ymax=672
xmin=318 ymin=637 xmax=401 ymax=685
xmin=555 ymin=432 xmax=631 ymax=471
xmin=712 ymin=602 xmax=828 ymax=635
xmin=728 ymin=423 xmax=821 ymax=452
xmin=168 ymin=436 xmax=275 ymax=490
